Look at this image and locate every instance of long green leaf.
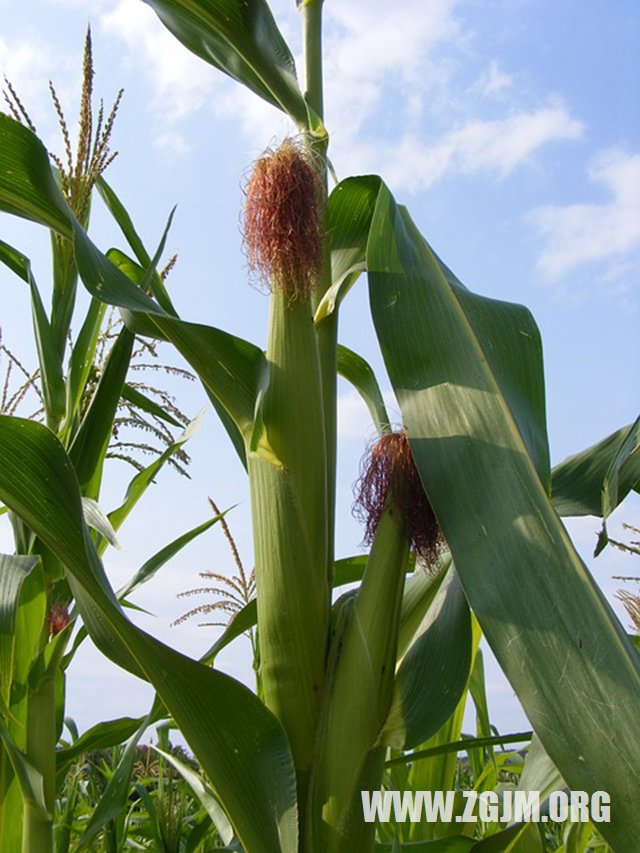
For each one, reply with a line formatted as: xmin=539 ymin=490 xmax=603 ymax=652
xmin=551 ymin=423 xmax=640 ymax=517
xmin=380 ymin=570 xmax=472 ymax=750
xmin=75 ymin=715 xmax=149 ymax=850
xmin=144 ymin=0 xmax=309 ymax=126
xmin=386 ymin=731 xmax=533 ymax=768
xmin=55 ymin=716 xmax=148 ymax=778
xmin=63 ymin=297 xmax=106 ymax=441
xmin=96 ymin=178 xmax=151 ymax=268
xmin=0 ymin=554 xmax=40 ymax=635
xmin=0 ymin=241 xmax=66 ymax=426
xmin=0 ymin=115 xmax=72 ymax=236
xmin=366 ymin=180 xmax=640 ymax=851
xmin=152 ymin=745 xmax=234 ymax=845
xmin=106 ymin=409 xmax=204 ymax=540
xmin=601 ymin=416 xmax=640 ymax=520
xmin=315 ymin=176 xmax=380 ymax=323
xmin=0 ymin=724 xmax=49 ymax=820
xmin=120 ymin=383 xmax=183 ymax=427
xmin=117 ymin=509 xmax=228 ymax=599
xmin=337 ymin=344 xmax=391 ymax=436
xmin=68 ymin=327 xmax=134 ymax=495
xmin=0 ymin=416 xmax=297 ymax=853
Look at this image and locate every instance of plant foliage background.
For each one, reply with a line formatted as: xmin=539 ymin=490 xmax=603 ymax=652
xmin=1 ymin=0 xmax=638 ymax=772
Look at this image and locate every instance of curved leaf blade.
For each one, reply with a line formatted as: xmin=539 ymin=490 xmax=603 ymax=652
xmin=337 ymin=344 xmax=391 ymax=437
xmin=0 ymin=115 xmax=72 ymax=236
xmin=144 ymin=0 xmax=308 ymax=126
xmin=380 ymin=570 xmax=472 ymax=750
xmin=366 ymin=182 xmax=640 ymax=851
xmin=0 ymin=416 xmax=297 ymax=853
xmin=552 ymin=422 xmax=640 ymax=518
xmin=0 ymin=554 xmax=40 ymax=635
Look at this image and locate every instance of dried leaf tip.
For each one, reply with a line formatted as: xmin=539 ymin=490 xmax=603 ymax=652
xmin=242 ymin=139 xmax=324 ymax=301
xmin=353 ymin=430 xmax=443 ymax=564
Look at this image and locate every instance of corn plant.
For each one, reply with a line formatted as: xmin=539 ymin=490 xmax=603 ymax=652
xmin=0 ymin=32 xmax=215 ymax=853
xmin=1 ymin=2 xmax=639 ymax=852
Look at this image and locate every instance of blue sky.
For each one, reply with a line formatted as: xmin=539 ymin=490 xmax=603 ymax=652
xmin=1 ymin=0 xmax=639 ymax=736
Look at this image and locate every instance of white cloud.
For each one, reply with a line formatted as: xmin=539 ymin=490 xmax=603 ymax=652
xmin=101 ymin=1 xmax=216 ymax=121
xmin=471 ymin=59 xmax=513 ymax=98
xmin=97 ymin=0 xmax=464 ymax=152
xmin=97 ymin=0 xmax=583 ymax=185
xmin=99 ymin=0 xmax=295 ymax=153
xmin=0 ymin=35 xmax=62 ymax=125
xmin=344 ymin=101 xmax=582 ymax=193
xmin=530 ymin=149 xmax=640 ymax=279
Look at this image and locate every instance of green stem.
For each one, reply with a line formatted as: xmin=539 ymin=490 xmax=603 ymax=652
xmin=302 ymin=0 xmax=324 ymax=123
xmin=22 ymin=673 xmax=56 ymax=853
xmin=301 ymin=0 xmax=337 ymax=580
xmin=249 ymin=292 xmax=329 ymax=816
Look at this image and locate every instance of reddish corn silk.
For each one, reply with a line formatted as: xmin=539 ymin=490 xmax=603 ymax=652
xmin=48 ymin=601 xmax=70 ymax=636
xmin=353 ymin=430 xmax=443 ymax=564
xmin=242 ymin=139 xmax=324 ymax=301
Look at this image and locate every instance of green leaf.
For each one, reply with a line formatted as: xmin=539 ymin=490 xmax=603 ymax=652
xmin=595 ymin=417 xmax=640 ymax=555
xmin=552 ymin=423 xmax=640 ymax=517
xmin=366 ymin=181 xmax=640 ymax=851
xmin=201 ymin=598 xmax=257 ymax=665
xmin=375 ymin=840 xmax=474 ymax=852
xmin=471 ymin=825 xmax=532 ymax=852
xmin=0 ymin=241 xmax=66 ymax=426
xmin=106 ymin=409 xmax=204 ymax=542
xmin=107 ymin=207 xmax=178 ymax=316
xmin=315 ymin=176 xmax=380 ymax=323
xmin=385 ymin=731 xmax=533 ymax=768
xmin=337 ymin=344 xmax=391 ymax=436
xmin=68 ymin=327 xmax=134 ymax=495
xmin=152 ymin=745 xmax=234 ymax=845
xmin=0 ymin=116 xmax=265 ymax=456
xmin=96 ymin=178 xmax=152 ymax=267
xmin=0 ymin=554 xmax=42 ymax=713
xmin=0 ymin=555 xmax=46 ymax=712
xmin=118 ymin=508 xmax=229 ymax=599
xmin=0 ymin=724 xmax=49 ymax=820
xmin=55 ymin=716 xmax=147 ymax=778
xmin=0 ymin=554 xmax=40 ymax=635
xmin=0 ymin=416 xmax=297 ymax=853
xmin=81 ymin=498 xmax=122 ymax=550
xmin=120 ymin=383 xmax=182 ymax=428
xmin=395 ymin=558 xmax=449 ymax=660
xmin=75 ymin=715 xmax=149 ymax=850
xmin=144 ymin=0 xmax=308 ymax=126
xmin=517 ymin=734 xmax=565 ymax=809
xmin=0 ymin=115 xmax=72 ymax=237
xmin=466 ymin=648 xmax=494 ymax=781
xmin=380 ymin=570 xmax=472 ymax=750
xmin=63 ymin=297 xmax=106 ymax=441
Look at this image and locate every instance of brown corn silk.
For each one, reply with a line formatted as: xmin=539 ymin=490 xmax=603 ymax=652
xmin=242 ymin=139 xmax=324 ymax=300
xmin=354 ymin=430 xmax=443 ymax=563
